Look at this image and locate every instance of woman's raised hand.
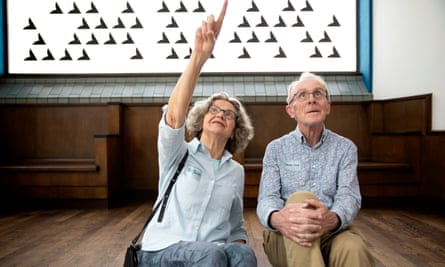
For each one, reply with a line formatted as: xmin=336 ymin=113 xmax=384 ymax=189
xmin=193 ymin=0 xmax=228 ymax=62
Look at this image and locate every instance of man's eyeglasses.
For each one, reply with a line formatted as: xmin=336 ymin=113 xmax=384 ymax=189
xmin=208 ymin=105 xmax=238 ymax=120
xmin=289 ymin=89 xmax=327 ymax=104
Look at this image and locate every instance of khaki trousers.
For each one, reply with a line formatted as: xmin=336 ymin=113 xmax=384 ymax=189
xmin=262 ymin=191 xmax=375 ymax=267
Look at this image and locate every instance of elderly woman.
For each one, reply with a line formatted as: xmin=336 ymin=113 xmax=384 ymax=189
xmin=138 ymin=1 xmax=257 ymax=266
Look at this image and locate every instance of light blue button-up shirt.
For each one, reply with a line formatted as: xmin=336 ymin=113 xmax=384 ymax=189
xmin=141 ymin=107 xmax=247 ymax=251
xmin=257 ymin=126 xmax=361 ymax=232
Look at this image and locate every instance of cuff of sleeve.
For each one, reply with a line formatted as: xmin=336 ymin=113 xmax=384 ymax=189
xmin=266 ymin=210 xmax=280 ymax=231
xmin=330 ymin=213 xmax=343 ymax=233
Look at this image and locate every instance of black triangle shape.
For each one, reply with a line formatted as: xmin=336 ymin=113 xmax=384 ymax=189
xmin=274 ymin=16 xmax=286 ymax=27
xmin=42 ymin=49 xmax=55 ymax=60
xmin=301 ymin=0 xmax=314 ymax=11
xmin=131 ymin=18 xmax=143 ymax=29
xmin=123 ymin=2 xmax=134 ymax=13
xmin=78 ymin=18 xmax=90 ymax=29
xmin=319 ymin=31 xmax=331 ymax=42
xmin=328 ymin=15 xmax=340 ymax=26
xmin=166 ymin=17 xmax=178 ymax=28
xmin=193 ymin=1 xmax=205 ymax=12
xmin=78 ymin=49 xmax=90 ymax=60
xmin=247 ymin=1 xmax=259 ymax=12
xmin=113 ymin=18 xmax=125 ymax=28
xmin=50 ymin=3 xmax=63 ymax=14
xmin=328 ymin=46 xmax=340 ymax=58
xmin=301 ymin=31 xmax=313 ymax=42
xmin=122 ymin=33 xmax=134 ymax=44
xmin=87 ymin=2 xmax=98 ymax=13
xmin=176 ymin=1 xmax=187 ymax=12
xmin=86 ymin=34 xmax=98 ymax=45
xmin=292 ymin=16 xmax=304 ymax=27
xmin=69 ymin=3 xmax=81 ymax=14
xmin=158 ymin=32 xmax=170 ymax=43
xmin=283 ymin=0 xmax=295 ymax=11
xmin=175 ymin=32 xmax=188 ymax=43
xmin=96 ymin=18 xmax=108 ymax=29
xmin=247 ymin=31 xmax=259 ymax=43
xmin=256 ymin=16 xmax=268 ymax=27
xmin=238 ymin=16 xmax=250 ymax=27
xmin=25 ymin=49 xmax=37 ymax=61
xmin=229 ymin=32 xmax=241 ymax=43
xmin=158 ymin=2 xmax=169 ymax=12
xmin=104 ymin=33 xmax=117 ymax=44
xmin=69 ymin=34 xmax=81 ymax=44
xmin=274 ymin=47 xmax=286 ymax=58
xmin=310 ymin=46 xmax=322 ymax=58
xmin=131 ymin=48 xmax=143 ymax=59
xmin=33 ymin=34 xmax=46 ymax=45
xmin=184 ymin=48 xmax=192 ymax=59
xmin=265 ymin=32 xmax=277 ymax=43
xmin=167 ymin=48 xmax=179 ymax=59
xmin=60 ymin=49 xmax=72 ymax=60
xmin=24 ymin=18 xmax=36 ymax=30
xmin=238 ymin=47 xmax=250 ymax=59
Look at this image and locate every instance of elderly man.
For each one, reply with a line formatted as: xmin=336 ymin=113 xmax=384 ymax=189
xmin=256 ymin=72 xmax=375 ymax=267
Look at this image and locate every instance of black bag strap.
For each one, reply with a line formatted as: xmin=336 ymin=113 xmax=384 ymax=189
xmin=130 ymin=150 xmax=189 ymax=246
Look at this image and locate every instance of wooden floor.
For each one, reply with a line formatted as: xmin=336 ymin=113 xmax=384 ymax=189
xmin=0 ymin=201 xmax=444 ymax=267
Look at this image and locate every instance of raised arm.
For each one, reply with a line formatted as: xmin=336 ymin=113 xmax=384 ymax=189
xmin=166 ymin=0 xmax=228 ymax=128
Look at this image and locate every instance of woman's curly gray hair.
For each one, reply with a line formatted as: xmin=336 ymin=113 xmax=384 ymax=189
xmin=186 ymin=92 xmax=254 ymax=154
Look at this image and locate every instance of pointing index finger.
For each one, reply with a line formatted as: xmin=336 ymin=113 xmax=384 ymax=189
xmin=215 ymin=0 xmax=228 ymax=37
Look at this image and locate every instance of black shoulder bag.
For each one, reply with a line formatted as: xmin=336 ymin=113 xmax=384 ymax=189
xmin=123 ymin=151 xmax=189 ymax=267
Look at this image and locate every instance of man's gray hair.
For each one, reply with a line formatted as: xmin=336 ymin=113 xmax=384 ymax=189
xmin=286 ymin=72 xmax=330 ymax=104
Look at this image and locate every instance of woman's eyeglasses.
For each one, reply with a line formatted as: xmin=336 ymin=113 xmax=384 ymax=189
xmin=208 ymin=105 xmax=238 ymax=120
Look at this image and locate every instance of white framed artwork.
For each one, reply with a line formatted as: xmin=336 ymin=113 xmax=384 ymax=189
xmin=7 ymin=0 xmax=357 ymax=74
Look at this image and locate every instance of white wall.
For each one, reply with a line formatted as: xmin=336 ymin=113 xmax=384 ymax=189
xmin=373 ymin=0 xmax=445 ymax=130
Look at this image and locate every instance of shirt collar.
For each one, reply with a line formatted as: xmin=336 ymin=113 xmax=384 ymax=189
xmin=295 ymin=125 xmax=328 ymax=147
xmin=190 ymin=137 xmax=233 ymax=162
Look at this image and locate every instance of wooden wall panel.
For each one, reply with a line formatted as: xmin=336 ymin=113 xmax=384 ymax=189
xmin=422 ymin=134 xmax=445 ymax=201
xmin=0 ymin=104 xmax=108 ymax=160
xmin=1 ymin=94 xmax=444 ymax=208
xmin=244 ymin=104 xmax=294 ymax=159
xmin=370 ymin=95 xmax=430 ymax=134
xmin=121 ymin=104 xmax=162 ymax=191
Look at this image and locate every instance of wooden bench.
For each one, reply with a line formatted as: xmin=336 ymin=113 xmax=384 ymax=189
xmin=0 ymin=158 xmax=98 ymax=172
xmin=0 ymin=135 xmax=121 ymax=209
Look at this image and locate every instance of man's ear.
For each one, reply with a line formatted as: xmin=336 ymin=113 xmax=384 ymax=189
xmin=326 ymin=101 xmax=331 ymax=115
xmin=285 ymin=105 xmax=296 ymax=119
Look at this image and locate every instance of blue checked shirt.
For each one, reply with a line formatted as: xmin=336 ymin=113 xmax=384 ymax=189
xmin=141 ymin=106 xmax=247 ymax=251
xmin=257 ymin=126 xmax=361 ymax=231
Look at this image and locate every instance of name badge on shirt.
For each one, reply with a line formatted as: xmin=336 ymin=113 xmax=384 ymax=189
xmin=284 ymin=160 xmax=301 ymax=171
xmin=187 ymin=165 xmax=202 ymax=180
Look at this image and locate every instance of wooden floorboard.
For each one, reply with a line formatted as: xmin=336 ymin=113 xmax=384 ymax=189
xmin=0 ymin=202 xmax=444 ymax=267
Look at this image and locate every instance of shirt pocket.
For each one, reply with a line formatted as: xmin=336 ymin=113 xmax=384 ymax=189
xmin=281 ymin=160 xmax=306 ymax=186
xmin=177 ymin=165 xmax=203 ymax=195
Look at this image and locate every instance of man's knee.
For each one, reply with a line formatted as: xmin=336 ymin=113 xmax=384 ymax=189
xmin=287 ymin=191 xmax=319 ymax=204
